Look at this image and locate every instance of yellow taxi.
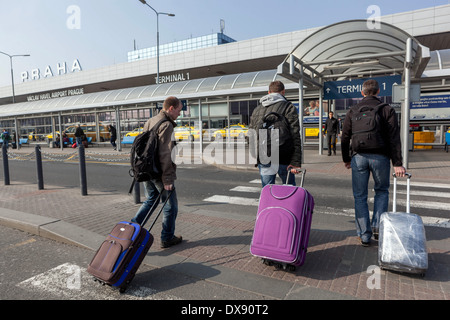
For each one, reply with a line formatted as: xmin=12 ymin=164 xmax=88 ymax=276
xmin=45 ymin=131 xmax=61 ymax=140
xmin=213 ymin=124 xmax=248 ymax=140
xmin=125 ymin=127 xmax=143 ymax=137
xmin=174 ymin=126 xmax=205 ymax=141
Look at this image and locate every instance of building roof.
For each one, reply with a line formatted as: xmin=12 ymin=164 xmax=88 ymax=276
xmin=0 ymin=70 xmax=296 ymax=118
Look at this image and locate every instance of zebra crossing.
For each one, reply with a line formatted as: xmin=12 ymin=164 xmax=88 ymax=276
xmin=203 ymin=179 xmax=450 ymax=229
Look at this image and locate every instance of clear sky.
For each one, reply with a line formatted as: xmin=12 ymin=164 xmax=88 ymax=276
xmin=0 ymin=0 xmax=449 ymax=87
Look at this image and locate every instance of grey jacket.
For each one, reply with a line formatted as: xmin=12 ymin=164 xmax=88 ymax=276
xmin=249 ymin=93 xmax=302 ymax=166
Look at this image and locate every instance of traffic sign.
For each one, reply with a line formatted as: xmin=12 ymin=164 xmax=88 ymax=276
xmin=323 ymin=75 xmax=401 ymax=100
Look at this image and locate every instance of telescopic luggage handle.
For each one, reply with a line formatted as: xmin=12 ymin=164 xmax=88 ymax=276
xmin=392 ymin=173 xmax=411 ymax=213
xmin=286 ymin=168 xmax=306 ymax=187
xmin=141 ymin=188 xmax=175 ymax=231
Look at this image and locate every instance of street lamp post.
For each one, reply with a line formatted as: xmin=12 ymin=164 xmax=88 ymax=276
xmin=0 ymin=51 xmax=30 ymax=150
xmin=138 ymin=0 xmax=175 ymax=84
xmin=0 ymin=51 xmax=30 ymax=103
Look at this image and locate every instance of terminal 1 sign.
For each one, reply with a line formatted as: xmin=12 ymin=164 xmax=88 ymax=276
xmin=323 ymin=75 xmax=401 ymax=100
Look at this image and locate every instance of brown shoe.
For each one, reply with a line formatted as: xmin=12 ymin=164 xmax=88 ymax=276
xmin=357 ymin=237 xmax=370 ymax=247
xmin=161 ymin=235 xmax=182 ymax=248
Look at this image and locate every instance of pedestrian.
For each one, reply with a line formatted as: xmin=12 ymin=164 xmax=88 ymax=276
xmin=74 ymin=124 xmax=84 ymax=147
xmin=341 ymin=79 xmax=406 ymax=247
xmin=131 ymin=96 xmax=183 ymax=248
xmin=108 ymin=124 xmax=117 ymax=150
xmin=324 ymin=111 xmax=340 ymax=156
xmin=249 ymin=81 xmax=302 ymax=187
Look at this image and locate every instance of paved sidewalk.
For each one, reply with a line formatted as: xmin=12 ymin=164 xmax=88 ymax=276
xmin=0 ymin=144 xmax=449 ymax=300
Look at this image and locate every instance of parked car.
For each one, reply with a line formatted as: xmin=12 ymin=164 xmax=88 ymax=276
xmin=213 ymin=124 xmax=248 ymax=140
xmin=125 ymin=127 xmax=143 ymax=137
xmin=174 ymin=126 xmax=204 ymax=141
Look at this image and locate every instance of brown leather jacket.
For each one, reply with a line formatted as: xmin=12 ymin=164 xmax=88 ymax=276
xmin=143 ymin=110 xmax=177 ymax=185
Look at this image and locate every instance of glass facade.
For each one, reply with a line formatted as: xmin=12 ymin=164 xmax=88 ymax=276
xmin=128 ymin=33 xmax=236 ymax=62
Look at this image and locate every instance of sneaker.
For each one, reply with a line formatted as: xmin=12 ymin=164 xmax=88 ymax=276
xmin=161 ymin=235 xmax=182 ymax=248
xmin=358 ymin=237 xmax=370 ymax=247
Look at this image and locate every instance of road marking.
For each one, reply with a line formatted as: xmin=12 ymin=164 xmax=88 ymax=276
xmin=0 ymin=238 xmax=37 ymax=253
xmin=315 ymin=206 xmax=450 ymax=228
xmin=395 ymin=180 xmax=450 ymax=189
xmin=203 ymin=195 xmax=259 ymax=206
xmin=230 ymin=186 xmax=261 ymax=193
xmin=17 ymin=263 xmax=180 ymax=300
xmin=396 ymin=189 xmax=450 ymax=198
xmin=203 ymin=194 xmax=450 ymax=228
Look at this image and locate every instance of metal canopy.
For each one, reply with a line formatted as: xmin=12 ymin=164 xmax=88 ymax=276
xmin=278 ymin=20 xmax=430 ymax=87
xmin=277 ymin=20 xmax=432 ymax=167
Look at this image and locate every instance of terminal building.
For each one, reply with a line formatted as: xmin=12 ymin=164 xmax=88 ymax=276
xmin=0 ymin=4 xmax=449 ymax=155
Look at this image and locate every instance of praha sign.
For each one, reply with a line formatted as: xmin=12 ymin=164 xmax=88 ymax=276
xmin=21 ymin=59 xmax=82 ymax=82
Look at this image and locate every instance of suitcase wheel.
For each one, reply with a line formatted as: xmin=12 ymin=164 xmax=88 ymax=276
xmin=119 ymin=286 xmax=127 ymax=294
xmin=262 ymin=259 xmax=274 ymax=266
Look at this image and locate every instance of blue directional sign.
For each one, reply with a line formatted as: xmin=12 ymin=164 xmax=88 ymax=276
xmin=323 ymin=75 xmax=401 ymax=100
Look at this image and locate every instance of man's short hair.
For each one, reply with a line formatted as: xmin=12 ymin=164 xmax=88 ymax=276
xmin=362 ymin=80 xmax=379 ymax=96
xmin=163 ymin=96 xmax=181 ymax=110
xmin=269 ymin=81 xmax=285 ymax=93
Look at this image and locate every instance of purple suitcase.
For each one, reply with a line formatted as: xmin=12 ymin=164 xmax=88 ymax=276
xmin=250 ymin=170 xmax=314 ymax=271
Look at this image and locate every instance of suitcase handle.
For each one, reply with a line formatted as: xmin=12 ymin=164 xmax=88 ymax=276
xmin=141 ymin=187 xmax=175 ymax=231
xmin=392 ymin=173 xmax=411 ymax=213
xmin=286 ymin=168 xmax=306 ymax=187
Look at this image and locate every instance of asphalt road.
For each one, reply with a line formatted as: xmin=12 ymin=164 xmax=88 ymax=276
xmin=3 ymin=157 xmax=448 ymax=222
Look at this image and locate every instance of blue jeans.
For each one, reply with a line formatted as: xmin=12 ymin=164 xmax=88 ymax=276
xmin=131 ymin=179 xmax=178 ymax=242
xmin=258 ymin=163 xmax=296 ymax=188
xmin=76 ymin=137 xmax=82 ymax=147
xmin=351 ymin=153 xmax=390 ymax=242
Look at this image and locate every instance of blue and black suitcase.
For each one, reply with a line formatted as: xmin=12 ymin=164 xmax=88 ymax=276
xmin=87 ymin=189 xmax=174 ymax=293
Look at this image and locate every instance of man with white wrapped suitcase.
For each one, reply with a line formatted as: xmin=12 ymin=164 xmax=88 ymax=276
xmin=341 ymin=79 xmax=406 ymax=247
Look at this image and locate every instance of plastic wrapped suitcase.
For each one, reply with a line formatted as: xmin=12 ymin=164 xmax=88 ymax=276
xmin=87 ymin=189 xmax=174 ymax=293
xmin=378 ymin=174 xmax=428 ymax=276
xmin=250 ymin=170 xmax=314 ymax=271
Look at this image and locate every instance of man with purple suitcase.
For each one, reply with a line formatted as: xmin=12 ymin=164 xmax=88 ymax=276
xmin=249 ymin=81 xmax=312 ymax=271
xmin=249 ymin=80 xmax=302 ymax=187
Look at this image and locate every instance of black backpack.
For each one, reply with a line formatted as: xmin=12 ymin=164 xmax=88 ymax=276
xmin=258 ymin=102 xmax=294 ymax=161
xmin=351 ymin=103 xmax=387 ymax=152
xmin=128 ymin=118 xmax=169 ymax=193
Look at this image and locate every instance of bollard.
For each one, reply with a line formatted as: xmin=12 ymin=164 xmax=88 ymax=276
xmin=2 ymin=143 xmax=10 ymax=185
xmin=35 ymin=145 xmax=44 ymax=190
xmin=78 ymin=145 xmax=88 ymax=196
xmin=133 ymin=181 xmax=141 ymax=204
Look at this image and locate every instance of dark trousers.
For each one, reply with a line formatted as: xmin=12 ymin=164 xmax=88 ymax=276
xmin=327 ymin=133 xmax=337 ymax=154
